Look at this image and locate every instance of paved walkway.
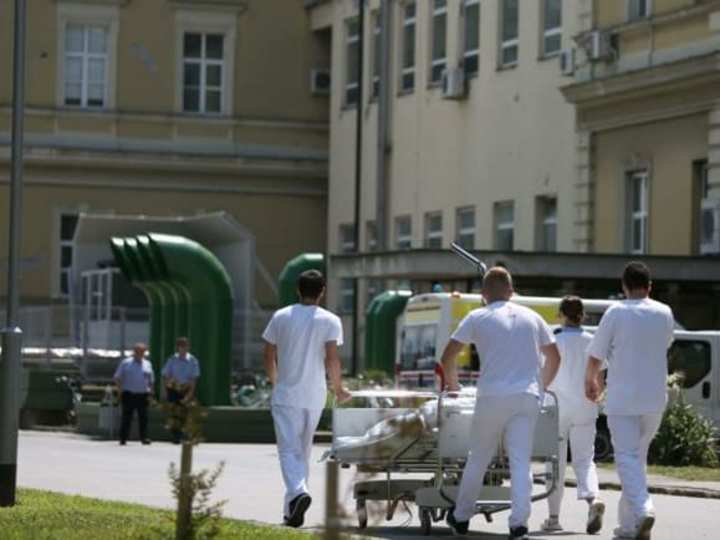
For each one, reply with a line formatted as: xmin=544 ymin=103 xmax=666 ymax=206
xmin=15 ymin=431 xmax=720 ymax=539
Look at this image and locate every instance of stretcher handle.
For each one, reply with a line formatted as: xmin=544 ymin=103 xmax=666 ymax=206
xmin=450 ymin=242 xmax=488 ymax=277
xmin=434 ymin=363 xmax=446 ymax=393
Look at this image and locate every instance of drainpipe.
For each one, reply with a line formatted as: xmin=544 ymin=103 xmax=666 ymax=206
xmin=376 ymin=0 xmax=392 ymax=251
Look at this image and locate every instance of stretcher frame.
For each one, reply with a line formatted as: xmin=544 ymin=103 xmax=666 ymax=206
xmin=329 ymin=377 xmax=560 ymax=535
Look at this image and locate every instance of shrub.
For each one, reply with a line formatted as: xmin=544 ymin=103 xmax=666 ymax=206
xmin=648 ymin=377 xmax=719 ymax=468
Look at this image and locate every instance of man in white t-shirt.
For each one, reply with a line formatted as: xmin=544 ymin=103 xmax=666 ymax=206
xmin=586 ymin=262 xmax=674 ymax=540
xmin=441 ymin=267 xmax=561 ymax=540
xmin=262 ymin=269 xmax=351 ymax=528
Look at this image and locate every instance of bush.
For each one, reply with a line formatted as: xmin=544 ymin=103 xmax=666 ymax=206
xmin=648 ymin=379 xmax=719 ymax=468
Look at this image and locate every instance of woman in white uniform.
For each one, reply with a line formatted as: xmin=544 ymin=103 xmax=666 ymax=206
xmin=542 ymin=296 xmax=605 ymax=534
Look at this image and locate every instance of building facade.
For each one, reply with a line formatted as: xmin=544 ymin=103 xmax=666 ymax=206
xmin=0 ymin=0 xmax=330 ymax=309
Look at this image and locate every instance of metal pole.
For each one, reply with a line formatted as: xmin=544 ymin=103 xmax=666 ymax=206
xmin=0 ymin=0 xmax=27 ymax=508
xmin=351 ymin=0 xmax=365 ymax=376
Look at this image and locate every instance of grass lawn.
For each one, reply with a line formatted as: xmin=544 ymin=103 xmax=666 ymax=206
xmin=0 ymin=489 xmax=316 ymax=539
xmin=599 ymin=463 xmax=720 ymax=482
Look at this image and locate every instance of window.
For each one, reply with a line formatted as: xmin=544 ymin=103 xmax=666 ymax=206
xmin=400 ymin=2 xmax=416 ymax=92
xmin=694 ymin=160 xmax=710 ymax=253
xmin=628 ymin=0 xmax=651 ymax=21
xmin=367 ymin=279 xmax=382 ymax=304
xmin=182 ymin=33 xmax=224 ymax=114
xmin=537 ymin=197 xmax=557 ymax=252
xmin=339 ymin=278 xmax=355 ymax=314
xmin=59 ymin=213 xmax=79 ymax=297
xmin=500 ymin=0 xmax=519 ymax=67
xmin=455 ymin=206 xmax=475 ymax=249
xmin=339 ymin=223 xmax=356 ymax=253
xmin=463 ymin=0 xmax=480 ymax=77
xmin=366 ymin=220 xmax=378 ymax=251
xmin=697 ymin=160 xmax=710 ymax=200
xmin=395 ymin=215 xmax=412 ymax=250
xmin=424 ymin=211 xmax=443 ymax=248
xmin=372 ymin=13 xmax=381 ymax=98
xmin=668 ymin=340 xmax=711 ymax=389
xmin=430 ymin=0 xmax=447 ymax=83
xmin=400 ymin=324 xmax=438 ymax=370
xmin=542 ymin=0 xmax=562 ymax=57
xmin=494 ymin=201 xmax=514 ymax=250
xmin=345 ymin=18 xmax=360 ymax=106
xmin=628 ymin=171 xmax=649 ymax=254
xmin=63 ymin=24 xmax=109 ymax=107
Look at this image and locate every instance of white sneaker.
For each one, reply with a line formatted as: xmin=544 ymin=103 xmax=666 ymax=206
xmin=613 ymin=527 xmax=637 ymax=539
xmin=586 ymin=500 xmax=605 ymax=534
xmin=540 ymin=518 xmax=563 ymax=532
xmin=635 ymin=514 xmax=655 ymax=540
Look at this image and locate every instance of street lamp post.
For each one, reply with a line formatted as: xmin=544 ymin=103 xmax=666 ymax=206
xmin=0 ymin=0 xmax=27 ymax=508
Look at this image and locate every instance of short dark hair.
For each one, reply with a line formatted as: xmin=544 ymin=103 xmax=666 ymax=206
xmin=176 ymin=336 xmax=189 ymax=348
xmin=297 ymin=269 xmax=325 ymax=299
xmin=559 ymin=295 xmax=584 ymax=325
xmin=622 ymin=261 xmax=651 ymax=291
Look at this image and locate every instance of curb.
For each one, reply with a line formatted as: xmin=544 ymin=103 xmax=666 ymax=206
xmin=558 ymin=478 xmax=720 ymax=500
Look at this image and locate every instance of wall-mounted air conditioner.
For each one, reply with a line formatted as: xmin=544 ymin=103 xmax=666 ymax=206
xmin=586 ymin=30 xmax=615 ymax=62
xmin=310 ymin=68 xmax=330 ymax=96
xmin=559 ymin=49 xmax=575 ymax=76
xmin=441 ymin=67 xmax=466 ymax=100
xmin=700 ymin=198 xmax=720 ymax=254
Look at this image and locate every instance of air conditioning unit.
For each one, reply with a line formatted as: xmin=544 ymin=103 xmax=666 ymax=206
xmin=441 ymin=67 xmax=466 ymax=100
xmin=586 ymin=30 xmax=615 ymax=62
xmin=559 ymin=49 xmax=575 ymax=76
xmin=700 ymin=199 xmax=720 ymax=254
xmin=310 ymin=68 xmax=330 ymax=96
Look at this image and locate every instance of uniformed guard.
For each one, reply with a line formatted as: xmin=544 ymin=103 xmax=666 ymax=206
xmin=113 ymin=342 xmax=154 ymax=446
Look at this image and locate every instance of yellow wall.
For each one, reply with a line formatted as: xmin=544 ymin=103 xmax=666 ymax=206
xmin=594 ymin=114 xmax=708 ymax=255
xmin=597 ymin=0 xmax=697 ymax=27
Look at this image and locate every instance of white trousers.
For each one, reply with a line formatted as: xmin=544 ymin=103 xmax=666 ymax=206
xmin=546 ymin=412 xmax=600 ymax=517
xmin=271 ymin=405 xmax=324 ymax=517
xmin=608 ymin=414 xmax=663 ymax=531
xmin=454 ymin=393 xmax=540 ymax=528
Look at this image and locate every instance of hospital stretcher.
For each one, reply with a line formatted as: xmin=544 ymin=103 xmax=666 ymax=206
xmin=328 ymin=367 xmax=560 ymax=536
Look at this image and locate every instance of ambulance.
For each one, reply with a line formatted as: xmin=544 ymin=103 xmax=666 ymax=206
xmin=395 ymin=292 xmax=720 ymax=459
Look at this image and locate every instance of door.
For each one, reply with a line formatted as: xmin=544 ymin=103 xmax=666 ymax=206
xmin=668 ymin=336 xmax=715 ymax=422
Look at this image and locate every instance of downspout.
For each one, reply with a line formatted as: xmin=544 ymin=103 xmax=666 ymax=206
xmin=376 ymin=0 xmax=392 ymax=251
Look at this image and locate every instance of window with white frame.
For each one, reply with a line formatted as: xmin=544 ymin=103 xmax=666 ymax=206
xmin=500 ymin=0 xmax=519 ymax=67
xmin=372 ymin=12 xmax=381 ymax=98
xmin=339 ymin=223 xmax=356 ymax=253
xmin=400 ymin=2 xmax=416 ymax=92
xmin=628 ymin=0 xmax=651 ymax=21
xmin=63 ymin=24 xmax=109 ymax=107
xmin=339 ymin=278 xmax=355 ymax=314
xmin=542 ymin=0 xmax=562 ymax=57
xmin=424 ymin=211 xmax=443 ymax=248
xmin=59 ymin=213 xmax=79 ymax=297
xmin=463 ymin=0 xmax=480 ymax=77
xmin=345 ymin=17 xmax=360 ymax=106
xmin=395 ymin=215 xmax=413 ymax=250
xmin=430 ymin=0 xmax=447 ymax=83
xmin=628 ymin=171 xmax=649 ymax=254
xmin=366 ymin=220 xmax=378 ymax=251
xmin=494 ymin=201 xmax=515 ymax=251
xmin=537 ymin=197 xmax=557 ymax=252
xmin=456 ymin=206 xmax=475 ymax=249
xmin=182 ymin=32 xmax=224 ymax=114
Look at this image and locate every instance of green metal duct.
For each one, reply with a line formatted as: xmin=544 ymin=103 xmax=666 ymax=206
xmin=364 ymin=290 xmax=412 ymax=374
xmin=278 ymin=253 xmax=325 ymax=307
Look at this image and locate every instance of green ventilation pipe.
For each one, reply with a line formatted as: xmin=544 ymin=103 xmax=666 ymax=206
xmin=278 ymin=253 xmax=325 ymax=307
xmin=109 ymin=234 xmax=233 ymax=405
xmin=364 ymin=290 xmax=412 ymax=374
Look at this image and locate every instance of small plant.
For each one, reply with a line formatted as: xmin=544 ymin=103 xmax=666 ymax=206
xmin=648 ymin=375 xmax=719 ymax=468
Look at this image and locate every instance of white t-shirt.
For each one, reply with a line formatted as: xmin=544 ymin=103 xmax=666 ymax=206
xmin=548 ymin=327 xmax=598 ymax=420
xmin=262 ymin=304 xmax=344 ymax=410
xmin=587 ymin=298 xmax=674 ymax=416
xmin=451 ymin=301 xmax=555 ymax=398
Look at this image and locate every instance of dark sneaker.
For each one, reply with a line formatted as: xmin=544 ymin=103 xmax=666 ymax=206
xmin=509 ymin=525 xmax=529 ymax=539
xmin=285 ymin=493 xmax=312 ymax=528
xmin=635 ymin=514 xmax=655 ymax=540
xmin=119 ymin=440 xmax=126 ymax=446
xmin=141 ymin=439 xmax=152 ymax=445
xmin=586 ymin=500 xmax=605 ymax=534
xmin=446 ymin=508 xmax=469 ymax=537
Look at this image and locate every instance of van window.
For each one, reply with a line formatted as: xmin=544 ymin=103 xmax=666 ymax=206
xmin=668 ymin=340 xmax=711 ymax=388
xmin=400 ymin=324 xmax=437 ymax=370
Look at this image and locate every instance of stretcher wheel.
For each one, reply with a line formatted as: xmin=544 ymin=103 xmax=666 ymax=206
xmin=356 ymin=499 xmax=368 ymax=529
xmin=419 ymin=507 xmax=432 ymax=536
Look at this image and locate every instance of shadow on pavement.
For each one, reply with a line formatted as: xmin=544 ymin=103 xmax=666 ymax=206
xmin=336 ymin=525 xmax=509 ymax=538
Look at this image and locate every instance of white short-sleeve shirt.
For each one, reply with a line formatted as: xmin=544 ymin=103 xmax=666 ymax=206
xmin=548 ymin=327 xmax=598 ymax=420
xmin=587 ymin=298 xmax=674 ymax=415
xmin=451 ymin=301 xmax=555 ymax=398
xmin=262 ymin=304 xmax=344 ymax=410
